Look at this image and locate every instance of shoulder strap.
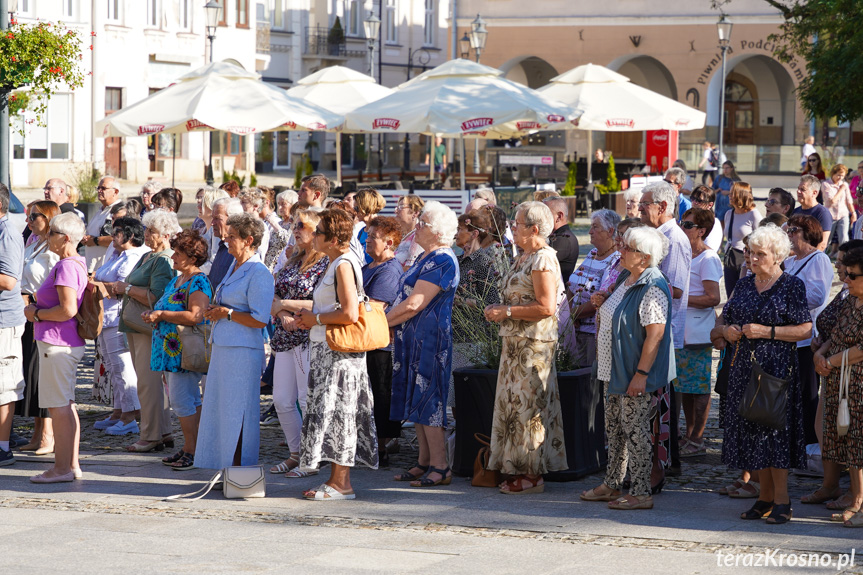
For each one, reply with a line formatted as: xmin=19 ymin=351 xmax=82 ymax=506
xmin=183 ymin=272 xmax=214 ymax=309
xmin=164 ymin=469 xmax=223 ymax=501
xmin=333 ymin=256 xmax=367 ymax=302
xmin=790 ymin=253 xmax=816 ymax=277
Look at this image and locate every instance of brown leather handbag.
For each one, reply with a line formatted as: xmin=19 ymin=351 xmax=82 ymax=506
xmin=471 ymin=433 xmax=502 ymax=488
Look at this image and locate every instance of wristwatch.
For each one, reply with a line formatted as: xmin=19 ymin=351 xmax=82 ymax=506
xmin=124 ymin=284 xmax=132 ymax=295
xmin=33 ymin=309 xmax=41 ymax=322
xmin=226 ymin=309 xmax=233 ymax=322
xmin=506 ymin=306 xmax=512 ymax=318
xmin=316 ymin=313 xmax=323 ymax=326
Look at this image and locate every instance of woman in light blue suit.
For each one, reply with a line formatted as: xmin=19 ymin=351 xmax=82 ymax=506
xmin=198 ymin=213 xmax=275 ymax=469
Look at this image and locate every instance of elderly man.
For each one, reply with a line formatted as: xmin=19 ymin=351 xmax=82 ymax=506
xmin=639 ymin=181 xmax=691 ymax=478
xmin=664 ymin=167 xmax=691 ymax=220
xmin=83 ymin=176 xmax=122 ymax=271
xmin=297 ymin=174 xmax=329 ymax=209
xmin=464 ymin=197 xmax=489 ymax=214
xmin=793 ymin=175 xmax=832 ymax=250
xmin=543 ymin=196 xmax=580 ymax=281
xmin=0 ymin=184 xmax=25 ymax=466
xmin=208 ymin=197 xmax=244 ymax=287
xmin=43 ymin=178 xmax=78 ymax=216
xmin=474 ymin=185 xmax=496 ymax=206
xmin=140 ymin=181 xmax=162 ymax=213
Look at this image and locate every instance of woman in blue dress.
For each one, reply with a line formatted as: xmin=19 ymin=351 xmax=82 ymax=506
xmin=712 ymin=224 xmax=812 ymax=525
xmin=199 ymin=214 xmax=275 ymax=469
xmin=388 ymin=201 xmax=460 ymax=487
xmin=143 ymin=230 xmax=213 ymax=470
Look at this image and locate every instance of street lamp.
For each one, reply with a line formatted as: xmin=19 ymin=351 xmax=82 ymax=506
xmin=717 ymin=14 xmax=732 ymax=168
xmin=459 ymin=32 xmax=470 ymax=59
xmin=363 ymin=12 xmax=380 ymax=77
xmin=204 ymin=0 xmax=221 ymax=185
xmin=469 ymin=14 xmax=488 ymax=173
xmin=403 ymin=48 xmax=431 ymax=174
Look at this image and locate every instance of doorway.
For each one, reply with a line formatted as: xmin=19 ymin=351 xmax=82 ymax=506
xmin=104 ymin=87 xmax=123 ymax=177
xmin=723 ymin=81 xmax=756 ymax=145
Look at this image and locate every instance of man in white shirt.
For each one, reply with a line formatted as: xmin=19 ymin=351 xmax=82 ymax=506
xmin=801 ymin=135 xmax=816 ymax=169
xmin=690 ymin=186 xmax=723 ymax=252
xmin=640 ymin=181 xmax=692 ymax=476
xmin=82 ymin=177 xmax=122 ymax=271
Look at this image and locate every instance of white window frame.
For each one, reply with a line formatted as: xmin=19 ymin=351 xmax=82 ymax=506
xmin=270 ymin=0 xmax=284 ymax=30
xmin=178 ymin=0 xmax=192 ymax=30
xmin=63 ymin=0 xmax=75 ymax=18
xmin=345 ymin=0 xmax=361 ymax=37
xmin=107 ymin=0 xmax=121 ymax=22
xmin=146 ymin=0 xmax=160 ymax=28
xmin=385 ymin=0 xmax=397 ymax=45
xmin=423 ymin=0 xmax=435 ymax=47
xmin=15 ymin=94 xmax=72 ymax=161
xmin=18 ymin=0 xmax=33 ymax=15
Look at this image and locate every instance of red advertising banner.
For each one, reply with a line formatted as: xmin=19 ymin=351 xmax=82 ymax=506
xmin=645 ymin=130 xmax=678 ymax=175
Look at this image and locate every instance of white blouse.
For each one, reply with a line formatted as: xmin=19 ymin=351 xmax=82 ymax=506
xmin=21 ymin=239 xmax=60 ymax=295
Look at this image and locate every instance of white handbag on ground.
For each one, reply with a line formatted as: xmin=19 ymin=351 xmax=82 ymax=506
xmin=684 ymin=308 xmax=716 ymax=346
xmin=165 ymin=466 xmax=266 ymax=501
xmin=837 ymin=350 xmax=851 ymax=437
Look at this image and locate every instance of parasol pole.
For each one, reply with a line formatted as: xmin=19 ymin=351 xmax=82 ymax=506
xmin=460 ymin=137 xmax=466 ymax=191
xmin=336 ymin=132 xmax=342 ymax=186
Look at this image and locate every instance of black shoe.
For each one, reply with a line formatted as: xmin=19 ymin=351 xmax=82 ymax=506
xmin=0 ymin=448 xmax=14 ymax=466
xmin=765 ymin=503 xmax=792 ymax=525
xmin=651 ymin=479 xmax=665 ymax=495
xmin=666 ymin=465 xmax=682 ymax=477
xmin=259 ymin=384 xmax=273 ymax=396
xmin=741 ymin=500 xmax=773 ymax=520
xmin=9 ymin=432 xmax=29 ymax=449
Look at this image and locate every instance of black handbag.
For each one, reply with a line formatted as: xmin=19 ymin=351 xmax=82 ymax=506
xmin=738 ymin=349 xmax=790 ymax=431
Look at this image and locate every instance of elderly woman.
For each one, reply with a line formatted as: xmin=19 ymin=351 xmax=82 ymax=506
xmin=455 ymin=208 xmax=501 ymax=309
xmin=624 ymin=189 xmax=642 ymax=220
xmin=566 ymin=209 xmax=621 ymax=367
xmin=677 ymin=208 xmax=722 ymax=456
xmin=784 ymin=215 xmax=833 ymax=451
xmin=711 ymin=224 xmax=812 ymax=524
xmin=822 ymin=164 xmax=856 ymax=255
xmin=276 ymin=190 xmax=298 ymax=221
xmin=198 ymin=187 xmax=230 ymax=274
xmin=362 ymin=216 xmax=405 ymax=466
xmin=394 ymin=194 xmax=425 ymax=270
xmin=389 ymin=201 xmax=459 ymax=487
xmin=141 ymin=230 xmax=213 ymax=470
xmin=16 ymin=201 xmax=61 ymax=454
xmin=140 ymin=181 xmax=162 ymax=213
xmin=812 ymin=247 xmax=863 ymax=526
xmin=483 ymin=201 xmax=567 ymax=494
xmin=114 ymin=209 xmax=180 ymax=452
xmin=258 ymin=186 xmax=291 ymax=271
xmin=292 ymin=209 xmax=377 ymax=500
xmin=239 ymin=188 xmax=271 ymax=262
xmin=267 ymin=209 xmax=329 ymax=476
xmin=352 ymin=188 xmax=386 ymax=264
xmin=581 ymin=227 xmax=674 ymax=510
xmin=92 ymin=217 xmax=150 ymax=436
xmin=723 ymin=182 xmax=762 ymax=297
xmin=23 ymin=213 xmax=88 ymax=483
xmin=198 ymin=214 xmax=274 ymax=469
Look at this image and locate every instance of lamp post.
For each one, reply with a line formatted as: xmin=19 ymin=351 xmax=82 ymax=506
xmin=403 ymin=48 xmax=431 ymax=173
xmin=469 ymin=14 xmax=488 ymax=173
xmin=363 ymin=12 xmax=381 ymax=180
xmin=459 ymin=32 xmax=470 ymax=59
xmin=716 ymin=14 xmax=732 ymax=168
xmin=203 ymin=0 xmax=221 ymax=185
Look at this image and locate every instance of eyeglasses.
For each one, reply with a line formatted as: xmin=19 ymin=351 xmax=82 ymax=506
xmin=663 ymin=179 xmax=678 ymax=186
xmin=620 ymin=244 xmax=642 ymax=254
xmin=96 ymin=186 xmax=116 ymax=191
xmin=691 ymin=196 xmax=709 ymax=204
xmin=294 ymin=221 xmax=306 ymax=230
xmin=809 ymin=159 xmax=819 ymax=163
xmin=48 ymin=229 xmax=64 ymax=237
xmin=765 ymin=198 xmax=779 ymax=206
xmin=786 ymin=226 xmax=801 ymax=235
xmin=638 ymin=201 xmax=660 ymax=208
xmin=678 ymin=221 xmax=701 ymax=230
xmin=28 ymin=212 xmax=45 ymax=222
xmin=416 ymin=220 xmax=430 ymax=229
xmin=313 ymin=228 xmax=325 ymax=236
xmin=846 ymin=270 xmax=863 ymax=281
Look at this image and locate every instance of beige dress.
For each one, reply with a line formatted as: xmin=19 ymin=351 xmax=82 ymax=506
xmin=488 ymin=246 xmax=567 ymax=475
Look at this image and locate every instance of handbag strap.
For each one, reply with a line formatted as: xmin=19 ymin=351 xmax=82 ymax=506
xmin=164 ymin=469 xmax=223 ymax=501
xmin=181 ymin=272 xmax=214 ymax=309
xmin=332 ymin=256 xmax=368 ymax=306
xmin=839 ymin=349 xmax=850 ymax=402
xmin=790 ymin=252 xmax=817 ymax=277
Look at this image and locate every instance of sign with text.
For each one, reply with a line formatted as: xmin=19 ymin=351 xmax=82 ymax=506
xmin=499 ymin=155 xmax=554 ymax=166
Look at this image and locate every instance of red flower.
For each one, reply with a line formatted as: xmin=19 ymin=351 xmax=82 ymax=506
xmin=91 ymin=31 xmax=96 ymax=37
xmin=10 ymin=56 xmax=16 ymax=62
xmin=6 ymin=32 xmax=13 ymax=39
xmin=89 ymin=44 xmax=93 ymax=50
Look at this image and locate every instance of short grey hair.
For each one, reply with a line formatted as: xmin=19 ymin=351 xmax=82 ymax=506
xmin=420 ymin=200 xmax=458 ymax=245
xmin=590 ymin=208 xmax=621 ymax=233
xmin=50 ymin=211 xmax=86 ymax=245
xmin=142 ymin=208 xmax=182 ymax=237
xmin=542 ymin=197 xmax=569 ymax=219
xmin=643 ymin=181 xmax=677 ymax=214
xmin=800 ymin=174 xmax=821 ymax=194
xmin=623 ymin=188 xmax=642 ymax=203
xmin=201 ymin=187 xmax=228 ymax=211
xmin=748 ymin=223 xmax=791 ymax=262
xmin=226 ymin=212 xmax=266 ymax=249
xmin=516 ymin=201 xmax=554 ymax=238
xmin=474 ymin=187 xmax=496 ymax=205
xmin=213 ymin=197 xmax=243 ymax=217
xmin=276 ymin=190 xmax=298 ymax=206
xmin=664 ymin=167 xmax=687 ymax=187
xmin=239 ymin=187 xmax=265 ymax=209
xmin=624 ymin=226 xmax=669 ymax=268
xmin=141 ymin=181 xmax=162 ymax=194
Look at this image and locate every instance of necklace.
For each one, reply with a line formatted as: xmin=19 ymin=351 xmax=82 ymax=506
xmin=754 ymin=268 xmax=779 ymax=285
xmin=595 ymin=245 xmax=615 ymax=260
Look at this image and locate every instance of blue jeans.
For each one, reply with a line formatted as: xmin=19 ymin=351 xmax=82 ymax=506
xmin=167 ymin=371 xmax=203 ymax=418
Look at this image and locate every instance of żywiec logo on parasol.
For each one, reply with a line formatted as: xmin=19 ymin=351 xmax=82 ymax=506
xmin=282 ymin=121 xmax=298 ymax=129
xmin=228 ymin=126 xmax=256 ymax=134
xmin=605 ymin=118 xmax=635 ymax=128
xmin=674 ymin=118 xmax=691 ymax=127
xmin=308 ymin=123 xmax=328 ymax=130
xmin=186 ymin=120 xmax=213 ymax=131
xmin=461 ymin=117 xmax=493 ymax=132
xmin=137 ymin=124 xmax=165 ymax=136
xmin=547 ymin=114 xmax=565 ymax=123
xmin=517 ymin=121 xmax=542 ymax=131
xmin=372 ymin=118 xmax=400 ymax=130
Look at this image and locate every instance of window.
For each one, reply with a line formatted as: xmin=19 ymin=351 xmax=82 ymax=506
xmin=63 ymin=0 xmax=74 ymax=18
xmin=215 ymin=0 xmax=227 ymax=26
xmin=16 ymin=94 xmax=71 ymax=160
xmin=237 ymin=0 xmax=249 ymax=28
xmin=270 ymin=0 xmax=283 ymax=29
xmin=146 ymin=0 xmax=160 ymax=27
xmin=178 ymin=0 xmax=191 ymax=30
xmin=107 ymin=0 xmax=120 ymax=22
xmin=18 ymin=0 xmax=32 ymax=15
xmin=423 ymin=0 xmax=435 ymax=46
xmin=105 ymin=87 xmax=122 ymax=113
xmin=385 ymin=0 xmax=397 ymax=44
xmin=346 ymin=0 xmax=361 ymax=37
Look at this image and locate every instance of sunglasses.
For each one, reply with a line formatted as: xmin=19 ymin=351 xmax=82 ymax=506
xmin=28 ymin=212 xmax=45 ymax=222
xmin=678 ymin=221 xmax=701 ymax=230
xmin=313 ymin=228 xmax=325 ymax=236
xmin=809 ymin=159 xmax=819 ymax=163
xmin=786 ymin=226 xmax=801 ymax=235
xmin=96 ymin=186 xmax=116 ymax=191
xmin=846 ymin=270 xmax=863 ymax=281
xmin=294 ymin=221 xmax=307 ymax=230
xmin=765 ymin=198 xmax=779 ymax=206
xmin=691 ymin=197 xmax=709 ymax=204
xmin=48 ymin=229 xmax=65 ymax=237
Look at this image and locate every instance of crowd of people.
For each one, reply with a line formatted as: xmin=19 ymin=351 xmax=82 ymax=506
xmin=0 ymin=156 xmax=860 ymax=524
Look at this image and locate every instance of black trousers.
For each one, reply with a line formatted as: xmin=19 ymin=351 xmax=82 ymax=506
xmin=367 ymin=349 xmax=402 ymax=439
xmin=798 ymin=345 xmax=819 ymax=447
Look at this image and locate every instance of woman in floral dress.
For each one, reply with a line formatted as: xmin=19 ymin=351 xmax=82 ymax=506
xmin=484 ymin=201 xmax=566 ymax=494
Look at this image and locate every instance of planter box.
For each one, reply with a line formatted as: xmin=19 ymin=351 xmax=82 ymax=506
xmin=599 ymin=191 xmax=626 ymax=215
xmin=453 ymin=366 xmax=607 ymax=481
xmin=77 ymin=202 xmax=102 ymax=225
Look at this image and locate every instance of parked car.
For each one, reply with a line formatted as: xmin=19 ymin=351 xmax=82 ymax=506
xmin=8 ymin=191 xmax=26 ymax=233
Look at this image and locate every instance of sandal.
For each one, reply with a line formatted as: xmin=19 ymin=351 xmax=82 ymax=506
xmin=162 ymin=450 xmax=186 ymax=466
xmin=765 ymin=503 xmax=792 ymax=525
xmin=826 ymin=494 xmax=855 ymax=510
xmin=679 ymin=440 xmax=706 ymax=458
xmin=580 ymin=485 xmax=621 ymax=502
xmin=608 ymin=495 xmax=654 ymax=510
xmin=844 ymin=510 xmax=863 ymax=528
xmin=303 ymin=483 xmax=356 ymax=501
xmin=410 ymin=466 xmax=452 ymax=487
xmin=170 ymin=452 xmax=196 ymax=471
xmin=270 ymin=454 xmax=300 ymax=474
xmin=800 ymin=486 xmax=841 ymax=504
xmin=831 ymin=507 xmax=861 ymax=523
xmin=717 ymin=479 xmax=745 ymax=496
xmin=393 ymin=463 xmax=429 ymax=482
xmin=729 ymin=481 xmax=760 ymax=499
xmin=740 ymin=499 xmax=773 ymax=520
xmin=125 ymin=440 xmax=164 ymax=453
xmin=500 ymin=475 xmax=544 ymax=494
xmin=285 ymin=468 xmax=319 ymax=479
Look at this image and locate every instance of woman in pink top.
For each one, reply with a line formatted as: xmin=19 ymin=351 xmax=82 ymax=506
xmin=821 ymin=163 xmax=857 ymax=256
xmin=23 ymin=212 xmax=88 ymax=484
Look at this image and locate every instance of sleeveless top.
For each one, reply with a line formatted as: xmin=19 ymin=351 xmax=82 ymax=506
xmin=310 ymin=251 xmax=364 ymax=343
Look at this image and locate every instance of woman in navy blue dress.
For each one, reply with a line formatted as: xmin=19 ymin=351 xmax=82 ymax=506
xmin=388 ymin=201 xmax=460 ymax=487
xmin=712 ymin=224 xmax=812 ymax=524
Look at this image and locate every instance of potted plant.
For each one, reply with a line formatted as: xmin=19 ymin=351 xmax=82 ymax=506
xmin=594 ymin=153 xmax=625 ymax=213
xmin=305 ymin=137 xmax=320 ymax=171
xmin=327 ymin=17 xmax=345 ymax=56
